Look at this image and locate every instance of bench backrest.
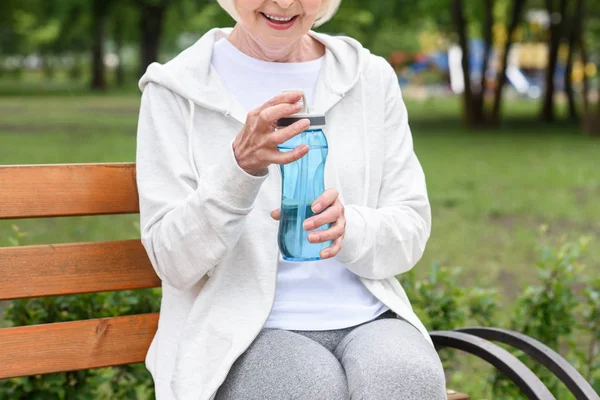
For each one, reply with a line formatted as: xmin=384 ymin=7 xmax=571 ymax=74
xmin=0 ymin=163 xmax=160 ymax=379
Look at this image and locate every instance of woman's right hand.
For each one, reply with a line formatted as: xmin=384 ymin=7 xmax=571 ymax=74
xmin=233 ymin=91 xmax=311 ymax=176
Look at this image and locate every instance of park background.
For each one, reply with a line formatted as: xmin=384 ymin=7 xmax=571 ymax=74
xmin=0 ymin=0 xmax=599 ymax=398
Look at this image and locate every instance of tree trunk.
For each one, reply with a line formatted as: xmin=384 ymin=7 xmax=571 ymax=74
xmin=139 ymin=3 xmax=166 ymax=77
xmin=564 ymin=5 xmax=578 ymax=122
xmin=564 ymin=49 xmax=577 ymax=121
xmin=540 ymin=0 xmax=567 ymax=122
xmin=91 ymin=0 xmax=109 ymax=91
xmin=69 ymin=54 xmax=84 ymax=81
xmin=491 ymin=0 xmax=527 ymax=122
xmin=114 ymin=12 xmax=125 ymax=87
xmin=42 ymin=55 xmax=55 ymax=81
xmin=583 ymin=72 xmax=600 ymax=136
xmin=579 ymin=36 xmax=589 ymax=113
xmin=474 ymin=0 xmax=494 ymax=125
xmin=583 ymin=106 xmax=600 ymax=136
xmin=576 ymin=0 xmax=589 ymax=114
xmin=452 ymin=0 xmax=475 ymax=127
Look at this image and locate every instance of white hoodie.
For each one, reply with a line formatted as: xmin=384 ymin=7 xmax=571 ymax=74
xmin=136 ymin=28 xmax=432 ymax=400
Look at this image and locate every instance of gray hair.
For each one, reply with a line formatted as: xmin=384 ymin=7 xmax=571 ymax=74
xmin=216 ymin=0 xmax=341 ymax=28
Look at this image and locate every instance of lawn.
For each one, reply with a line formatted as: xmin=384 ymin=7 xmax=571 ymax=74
xmin=1 ymin=93 xmax=599 ymax=300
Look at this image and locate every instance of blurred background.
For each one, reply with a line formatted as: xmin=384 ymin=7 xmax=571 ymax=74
xmin=0 ymin=0 xmax=599 ymax=399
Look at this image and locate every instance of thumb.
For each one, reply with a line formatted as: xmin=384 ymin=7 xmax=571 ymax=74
xmin=270 ymin=208 xmax=281 ymax=220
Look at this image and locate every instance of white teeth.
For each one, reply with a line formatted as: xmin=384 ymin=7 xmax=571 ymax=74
xmin=264 ymin=13 xmax=294 ymax=22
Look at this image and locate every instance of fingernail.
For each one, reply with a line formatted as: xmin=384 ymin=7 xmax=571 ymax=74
xmin=309 ymin=233 xmax=318 ymax=242
xmin=312 ymin=203 xmax=322 ymax=213
xmin=304 ymin=220 xmax=314 ymax=230
xmin=321 ymin=250 xmax=330 ymax=259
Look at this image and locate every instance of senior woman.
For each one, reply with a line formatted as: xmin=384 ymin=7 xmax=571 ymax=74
xmin=135 ymin=0 xmax=445 ymax=399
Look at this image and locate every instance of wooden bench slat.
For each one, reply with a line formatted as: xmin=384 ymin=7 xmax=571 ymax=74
xmin=0 ymin=163 xmax=139 ymax=219
xmin=0 ymin=239 xmax=160 ymax=300
xmin=0 ymin=314 xmax=159 ymax=379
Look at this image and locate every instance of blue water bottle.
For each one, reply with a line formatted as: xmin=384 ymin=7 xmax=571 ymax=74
xmin=276 ymin=92 xmax=331 ymax=262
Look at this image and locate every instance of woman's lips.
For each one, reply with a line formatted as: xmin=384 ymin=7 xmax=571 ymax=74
xmin=261 ymin=13 xmax=298 ymax=30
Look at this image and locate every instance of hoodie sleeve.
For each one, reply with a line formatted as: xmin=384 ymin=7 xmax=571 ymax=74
xmin=334 ymin=58 xmax=432 ymax=280
xmin=136 ymin=83 xmax=267 ymax=290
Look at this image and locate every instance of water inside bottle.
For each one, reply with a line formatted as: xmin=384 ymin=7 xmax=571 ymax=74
xmin=278 ymin=198 xmax=332 ymax=261
xmin=277 ymin=127 xmax=329 ymax=261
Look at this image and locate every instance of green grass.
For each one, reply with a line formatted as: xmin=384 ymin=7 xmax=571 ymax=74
xmin=1 ymin=93 xmax=599 ymax=301
xmin=407 ymin=99 xmax=600 ymax=292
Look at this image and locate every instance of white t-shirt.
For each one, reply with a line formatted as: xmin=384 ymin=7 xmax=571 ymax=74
xmin=211 ymin=38 xmax=388 ymax=330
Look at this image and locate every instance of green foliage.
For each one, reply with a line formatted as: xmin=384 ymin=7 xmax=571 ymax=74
xmin=399 ymin=231 xmax=598 ymax=399
xmin=577 ymin=277 xmax=600 ymax=392
xmin=490 ymin=232 xmax=597 ymax=399
xmin=512 ymin=229 xmax=588 ymax=344
xmin=7 ymin=224 xmax=28 ymax=247
xmin=400 ymin=263 xmax=499 ymax=332
xmin=0 ymin=364 xmax=153 ymax=400
xmin=399 ymin=261 xmax=498 ymax=378
xmin=4 ymin=290 xmax=160 ymax=327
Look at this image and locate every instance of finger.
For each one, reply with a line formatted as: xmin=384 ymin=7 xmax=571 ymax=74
xmin=270 ymin=208 xmax=281 ymax=220
xmin=268 ymin=119 xmax=310 ymax=146
xmin=311 ymin=189 xmax=339 ymax=214
xmin=255 ymin=102 xmax=304 ymax=133
xmin=252 ymin=91 xmax=304 ymax=116
xmin=270 ymin=144 xmax=310 ymax=165
xmin=321 ymin=236 xmax=343 ymax=259
xmin=308 ymin=221 xmax=345 ymax=244
xmin=303 ymin=203 xmax=342 ymax=230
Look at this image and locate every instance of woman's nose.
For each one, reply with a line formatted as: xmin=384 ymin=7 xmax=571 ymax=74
xmin=272 ymin=0 xmax=294 ymax=9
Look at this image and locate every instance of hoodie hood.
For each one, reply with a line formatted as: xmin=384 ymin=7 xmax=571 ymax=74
xmin=138 ymin=27 xmax=370 ymax=124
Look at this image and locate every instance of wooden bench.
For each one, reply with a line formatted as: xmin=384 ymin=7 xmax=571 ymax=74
xmin=1 ymin=163 xmax=597 ymax=400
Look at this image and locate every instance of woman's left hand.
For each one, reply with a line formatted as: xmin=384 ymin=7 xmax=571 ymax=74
xmin=270 ymin=188 xmax=346 ymax=259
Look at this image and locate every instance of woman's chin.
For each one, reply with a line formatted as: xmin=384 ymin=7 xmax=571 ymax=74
xmin=255 ymin=34 xmax=301 ymax=51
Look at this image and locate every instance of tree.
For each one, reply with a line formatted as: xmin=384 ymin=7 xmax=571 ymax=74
xmin=449 ymin=0 xmax=530 ymax=127
xmin=0 ymin=0 xmax=66 ymax=77
xmin=0 ymin=0 xmax=25 ymax=55
xmin=137 ymin=0 xmax=169 ymax=76
xmin=563 ymin=0 xmax=581 ymax=121
xmin=451 ymin=0 xmax=478 ymax=126
xmin=581 ymin=0 xmax=600 ymax=136
xmin=577 ymin=0 xmax=590 ymax=115
xmin=540 ymin=0 xmax=568 ymax=122
xmin=414 ymin=0 xmax=530 ymax=128
xmin=109 ymin=2 xmax=138 ymax=87
xmin=91 ymin=0 xmax=115 ymax=90
xmin=491 ymin=0 xmax=527 ymax=122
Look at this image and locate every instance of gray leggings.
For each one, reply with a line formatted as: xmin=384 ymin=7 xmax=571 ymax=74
xmin=215 ymin=312 xmax=446 ymax=399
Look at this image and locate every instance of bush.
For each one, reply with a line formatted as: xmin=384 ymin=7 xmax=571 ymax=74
xmin=506 ymin=233 xmax=600 ymax=398
xmin=578 ymin=276 xmax=600 ymax=392
xmin=400 ymin=230 xmax=597 ymax=399
xmin=400 ymin=263 xmax=498 ymax=332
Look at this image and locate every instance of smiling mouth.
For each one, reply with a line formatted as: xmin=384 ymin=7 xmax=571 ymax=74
xmin=261 ymin=12 xmax=299 ymax=24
